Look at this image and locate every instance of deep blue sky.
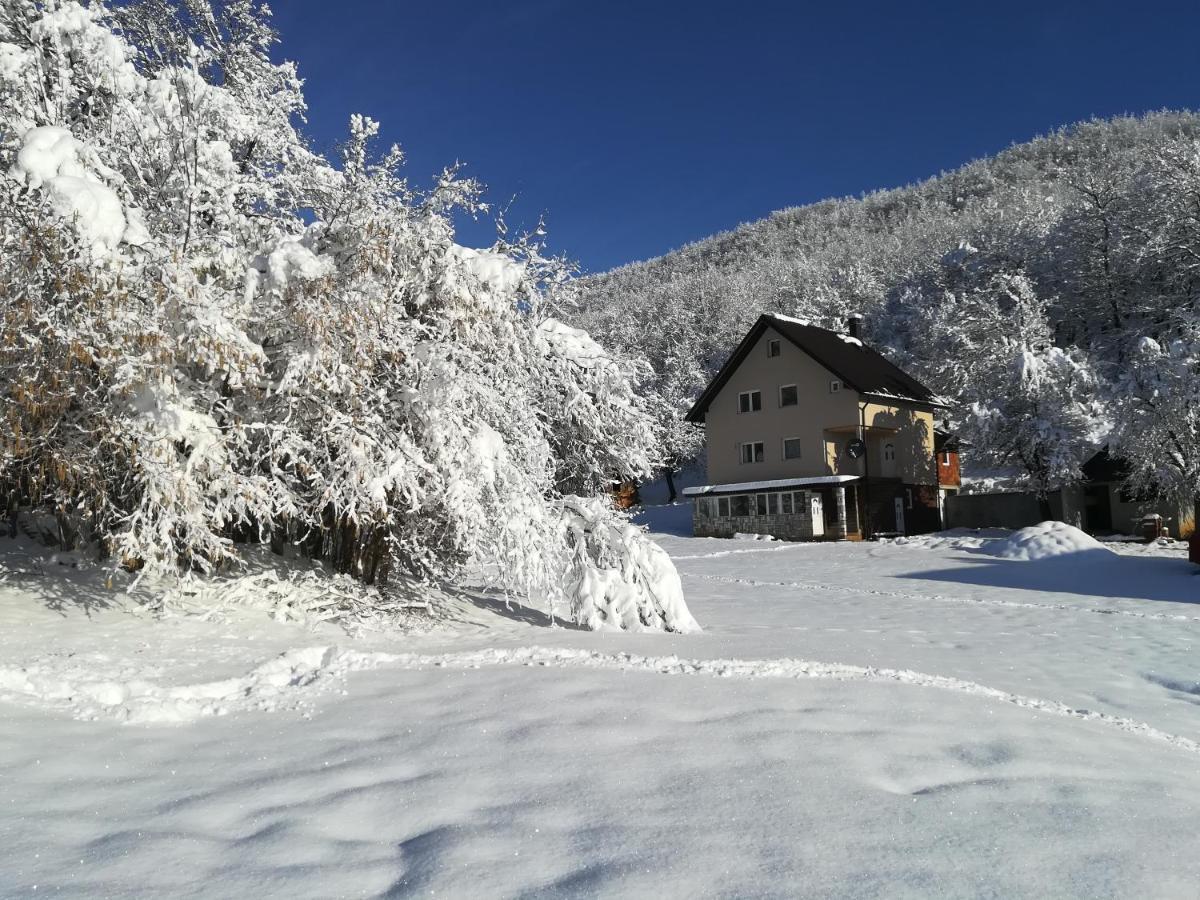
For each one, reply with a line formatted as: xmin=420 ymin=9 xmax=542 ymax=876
xmin=270 ymin=0 xmax=1199 ymax=274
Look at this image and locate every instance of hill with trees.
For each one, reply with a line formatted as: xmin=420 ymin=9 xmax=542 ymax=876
xmin=575 ymin=112 xmax=1200 ymax=514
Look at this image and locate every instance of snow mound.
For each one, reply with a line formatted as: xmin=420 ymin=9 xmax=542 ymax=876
xmin=888 ymin=528 xmax=1011 ymax=553
xmin=995 ymin=521 xmax=1113 ymax=561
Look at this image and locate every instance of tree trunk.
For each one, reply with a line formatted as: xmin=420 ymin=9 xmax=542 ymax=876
xmin=663 ymin=466 xmax=677 ymax=504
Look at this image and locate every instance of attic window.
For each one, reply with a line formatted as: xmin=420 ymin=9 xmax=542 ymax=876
xmin=829 ymin=380 xmax=842 ymax=394
xmin=738 ymin=390 xmax=762 ymax=413
xmin=767 ymin=339 xmax=781 ymax=357
xmin=779 ymin=384 xmax=798 ymax=407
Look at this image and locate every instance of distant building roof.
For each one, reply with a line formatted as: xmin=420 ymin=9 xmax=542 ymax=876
xmin=1081 ymin=448 xmax=1131 ymax=483
xmin=934 ymin=429 xmax=963 ymax=453
xmin=686 ymin=314 xmax=948 ymax=422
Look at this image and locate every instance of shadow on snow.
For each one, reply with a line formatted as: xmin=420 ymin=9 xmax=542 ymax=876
xmin=899 ymin=548 xmax=1198 ymax=605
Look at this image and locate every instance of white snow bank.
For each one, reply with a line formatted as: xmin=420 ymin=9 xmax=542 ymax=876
xmin=995 ymin=521 xmax=1113 ymax=561
xmin=10 ymin=126 xmax=136 ymax=254
xmin=887 ymin=528 xmax=1011 ymax=553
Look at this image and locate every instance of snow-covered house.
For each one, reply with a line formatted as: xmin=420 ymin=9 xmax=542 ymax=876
xmin=683 ymin=314 xmax=949 ymax=540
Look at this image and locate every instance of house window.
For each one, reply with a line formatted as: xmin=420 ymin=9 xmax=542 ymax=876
xmin=767 ymin=339 xmax=781 ymax=357
xmin=740 ymin=441 xmax=765 ymax=464
xmin=829 ymin=380 xmax=841 ymax=394
xmin=905 ymin=487 xmax=914 ymax=509
xmin=779 ymin=384 xmax=798 ymax=407
xmin=717 ymin=496 xmax=731 ymax=517
xmin=738 ymin=390 xmax=762 ymax=413
xmin=783 ymin=438 xmax=803 ymax=460
xmin=767 ymin=493 xmax=780 ymax=515
xmin=755 ymin=494 xmax=768 ymax=516
xmin=781 ymin=492 xmax=794 ymax=515
xmin=730 ymin=495 xmax=750 ymax=516
xmin=883 ymin=443 xmax=896 ymax=462
xmin=941 ymin=451 xmax=952 ymax=466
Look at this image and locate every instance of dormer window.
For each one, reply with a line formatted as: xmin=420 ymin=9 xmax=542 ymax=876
xmin=738 ymin=390 xmax=762 ymax=413
xmin=767 ymin=339 xmax=781 ymax=357
xmin=829 ymin=380 xmax=841 ymax=394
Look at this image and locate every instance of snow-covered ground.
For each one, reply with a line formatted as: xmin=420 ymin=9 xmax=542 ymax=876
xmin=2 ymin=513 xmax=1199 ymax=898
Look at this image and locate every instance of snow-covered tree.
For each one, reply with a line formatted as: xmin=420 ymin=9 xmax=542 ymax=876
xmin=0 ymin=0 xmax=698 ymax=632
xmin=1112 ymin=328 xmax=1200 ymax=509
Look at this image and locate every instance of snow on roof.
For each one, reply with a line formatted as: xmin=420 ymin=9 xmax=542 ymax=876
xmin=682 ymin=475 xmax=859 ymax=496
xmin=688 ymin=315 xmax=946 ymax=422
xmin=768 ymin=312 xmax=810 ymax=326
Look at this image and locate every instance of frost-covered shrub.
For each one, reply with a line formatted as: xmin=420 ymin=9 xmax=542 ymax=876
xmin=559 ymin=497 xmax=700 ymax=633
xmin=0 ymin=0 xmax=692 ymax=633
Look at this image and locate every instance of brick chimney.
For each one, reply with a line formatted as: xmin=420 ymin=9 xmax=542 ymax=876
xmin=847 ymin=314 xmax=863 ymax=340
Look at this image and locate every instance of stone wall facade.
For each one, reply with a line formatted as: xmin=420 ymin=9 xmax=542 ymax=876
xmin=693 ymin=489 xmax=838 ymax=541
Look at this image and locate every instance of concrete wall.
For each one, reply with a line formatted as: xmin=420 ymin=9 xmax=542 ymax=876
xmin=1102 ymin=485 xmax=1193 ymax=539
xmin=946 ymin=489 xmax=1085 ymax=532
xmin=704 ymin=326 xmax=936 ymax=487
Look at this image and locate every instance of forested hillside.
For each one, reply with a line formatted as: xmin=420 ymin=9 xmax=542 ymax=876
xmin=576 ymin=113 xmax=1200 ymax=505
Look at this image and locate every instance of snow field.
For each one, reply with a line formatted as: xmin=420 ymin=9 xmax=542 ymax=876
xmin=1 ymin=523 xmax=1199 ymax=897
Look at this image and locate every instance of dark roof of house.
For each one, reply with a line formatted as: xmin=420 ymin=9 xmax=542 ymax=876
xmin=934 ymin=429 xmax=963 ymax=453
xmin=686 ymin=314 xmax=948 ymax=423
xmin=1081 ymin=448 xmax=1131 ymax=483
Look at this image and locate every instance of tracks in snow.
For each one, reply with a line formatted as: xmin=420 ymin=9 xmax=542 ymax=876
xmin=5 ymin=643 xmax=1198 ymax=757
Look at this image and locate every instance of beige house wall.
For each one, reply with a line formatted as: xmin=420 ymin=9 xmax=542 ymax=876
xmin=703 ymin=328 xmax=938 ymax=487
xmin=705 ymin=327 xmax=859 ymax=485
xmin=860 ymin=402 xmax=937 ymax=485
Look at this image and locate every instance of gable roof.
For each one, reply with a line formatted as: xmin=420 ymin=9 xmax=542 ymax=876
xmin=685 ymin=313 xmax=947 ymax=423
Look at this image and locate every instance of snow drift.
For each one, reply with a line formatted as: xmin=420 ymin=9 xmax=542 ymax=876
xmin=994 ymin=521 xmax=1113 ymax=561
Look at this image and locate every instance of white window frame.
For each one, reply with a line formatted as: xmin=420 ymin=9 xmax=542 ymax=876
xmin=781 ymin=492 xmax=794 ymax=515
xmin=767 ymin=339 xmax=781 ymax=358
xmin=737 ymin=390 xmax=762 ymax=413
xmin=717 ymin=496 xmax=731 ymax=517
xmin=942 ymin=451 xmax=952 ymax=465
xmin=779 ymin=383 xmax=798 ymax=407
xmin=739 ymin=441 xmax=765 ymax=464
xmin=782 ymin=437 xmax=803 ymax=460
xmin=883 ymin=442 xmax=896 ymax=462
xmin=829 ymin=380 xmax=841 ymax=394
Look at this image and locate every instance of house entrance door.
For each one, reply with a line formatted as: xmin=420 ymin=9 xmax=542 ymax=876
xmin=880 ymin=442 xmax=897 ymax=478
xmin=894 ymin=497 xmax=906 ymax=534
xmin=1083 ymin=485 xmax=1112 ymax=533
xmin=810 ymin=494 xmax=825 ymax=536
